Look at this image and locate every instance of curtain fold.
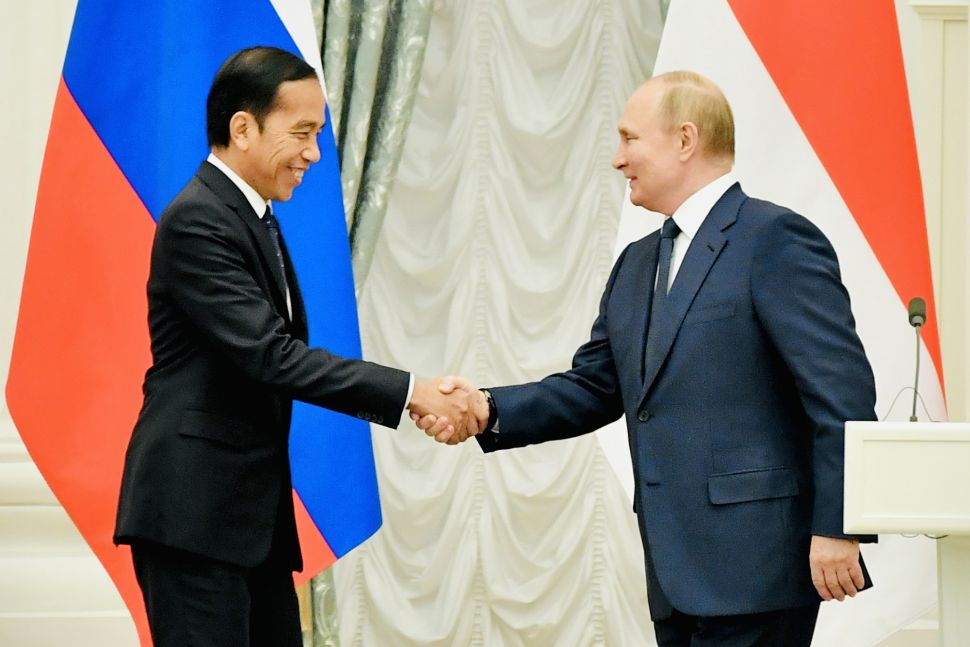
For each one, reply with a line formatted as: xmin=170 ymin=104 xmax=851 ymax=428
xmin=331 ymin=1 xmax=665 ymax=644
xmin=311 ymin=2 xmax=433 ymax=643
xmin=322 ymin=0 xmax=434 ymax=292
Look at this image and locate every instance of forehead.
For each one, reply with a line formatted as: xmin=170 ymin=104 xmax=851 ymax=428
xmin=268 ymin=78 xmax=326 ymax=124
xmin=618 ymin=82 xmax=662 ymax=133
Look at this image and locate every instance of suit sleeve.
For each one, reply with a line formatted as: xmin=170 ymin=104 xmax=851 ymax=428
xmin=153 ymin=201 xmax=410 ymax=426
xmin=477 ymin=247 xmax=629 ymax=452
xmin=750 ymin=212 xmax=877 ymax=541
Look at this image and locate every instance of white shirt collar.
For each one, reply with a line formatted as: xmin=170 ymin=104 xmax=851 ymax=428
xmin=670 ymin=171 xmax=738 ymax=241
xmin=206 ymin=152 xmax=271 ymax=219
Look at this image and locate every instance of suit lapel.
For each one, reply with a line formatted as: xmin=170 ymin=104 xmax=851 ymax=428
xmin=638 ymin=184 xmax=745 ymax=405
xmin=636 ymin=235 xmax=661 ymax=380
xmin=197 ymin=162 xmax=291 ymax=319
xmin=279 ymin=236 xmax=308 ymax=336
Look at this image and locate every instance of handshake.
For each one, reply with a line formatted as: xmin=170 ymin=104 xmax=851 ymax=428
xmin=407 ymin=376 xmax=489 ymax=445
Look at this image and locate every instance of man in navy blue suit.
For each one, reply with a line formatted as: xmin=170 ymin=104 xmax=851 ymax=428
xmin=419 ymin=71 xmax=877 ymax=646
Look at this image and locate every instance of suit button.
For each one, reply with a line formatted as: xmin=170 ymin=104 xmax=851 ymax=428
xmin=638 ymin=411 xmax=651 ymax=422
xmin=376 ymin=416 xmax=383 ymax=424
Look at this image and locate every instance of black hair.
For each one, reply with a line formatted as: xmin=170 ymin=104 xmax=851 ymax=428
xmin=206 ymin=46 xmax=317 ymax=148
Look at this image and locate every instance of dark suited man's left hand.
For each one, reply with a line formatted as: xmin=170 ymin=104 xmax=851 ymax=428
xmin=809 ymin=536 xmax=864 ymax=602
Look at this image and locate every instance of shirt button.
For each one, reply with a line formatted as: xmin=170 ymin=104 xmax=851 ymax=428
xmin=638 ymin=411 xmax=651 ymax=422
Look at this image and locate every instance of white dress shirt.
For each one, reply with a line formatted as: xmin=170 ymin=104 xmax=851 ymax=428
xmin=659 ymin=171 xmax=738 ymax=291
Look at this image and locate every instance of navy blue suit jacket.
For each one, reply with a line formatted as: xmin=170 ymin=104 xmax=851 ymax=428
xmin=478 ymin=184 xmax=877 ymax=617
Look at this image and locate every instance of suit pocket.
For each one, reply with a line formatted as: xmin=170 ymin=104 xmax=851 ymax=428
xmin=683 ymin=301 xmax=735 ymax=326
xmin=708 ymin=467 xmax=799 ymax=505
xmin=178 ymin=409 xmax=260 ymax=448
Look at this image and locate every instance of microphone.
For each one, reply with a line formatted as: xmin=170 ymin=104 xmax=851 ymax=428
xmin=907 ymin=297 xmax=925 ymax=422
xmin=908 ymin=297 xmax=926 ymax=327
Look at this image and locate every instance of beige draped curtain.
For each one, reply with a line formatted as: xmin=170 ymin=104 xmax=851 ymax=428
xmin=315 ymin=1 xmax=666 ymax=644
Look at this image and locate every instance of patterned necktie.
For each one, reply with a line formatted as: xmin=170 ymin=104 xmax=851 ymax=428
xmin=262 ymin=207 xmax=291 ymax=314
xmin=644 ymin=217 xmax=681 ymax=374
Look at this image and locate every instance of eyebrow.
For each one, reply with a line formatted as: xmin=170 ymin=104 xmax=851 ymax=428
xmin=293 ymin=120 xmax=323 ymax=130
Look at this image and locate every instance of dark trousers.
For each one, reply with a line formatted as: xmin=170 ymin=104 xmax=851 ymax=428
xmin=652 ymin=604 xmax=820 ymax=647
xmin=131 ymin=542 xmax=302 ymax=647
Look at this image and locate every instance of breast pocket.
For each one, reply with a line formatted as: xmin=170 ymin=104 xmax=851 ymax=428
xmin=683 ymin=301 xmax=736 ymax=326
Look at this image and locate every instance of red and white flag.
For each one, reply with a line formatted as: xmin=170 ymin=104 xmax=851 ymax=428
xmin=597 ymin=1 xmax=944 ymax=643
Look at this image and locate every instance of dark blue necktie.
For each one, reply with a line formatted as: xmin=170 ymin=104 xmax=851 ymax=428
xmin=644 ymin=217 xmax=680 ymax=374
xmin=652 ymin=217 xmax=681 ymax=311
xmin=262 ymin=207 xmax=291 ymax=311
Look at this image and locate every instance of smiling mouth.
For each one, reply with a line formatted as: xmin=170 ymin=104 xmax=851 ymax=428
xmin=291 ymin=168 xmax=306 ymax=181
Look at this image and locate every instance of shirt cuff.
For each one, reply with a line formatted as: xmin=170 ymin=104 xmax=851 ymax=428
xmin=405 ymin=373 xmax=415 ymax=409
xmin=482 ymin=389 xmax=500 ymax=433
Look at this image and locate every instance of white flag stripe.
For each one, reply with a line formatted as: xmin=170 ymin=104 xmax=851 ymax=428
xmin=271 ymin=0 xmax=322 ymax=69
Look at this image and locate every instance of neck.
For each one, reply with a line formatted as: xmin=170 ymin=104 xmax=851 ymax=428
xmin=663 ymin=161 xmax=732 ymax=215
xmin=211 ymin=147 xmax=264 ymax=199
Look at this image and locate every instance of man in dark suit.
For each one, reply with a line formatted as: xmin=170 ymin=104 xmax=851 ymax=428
xmin=421 ymin=71 xmax=877 ymax=645
xmin=114 ymin=47 xmax=475 ymax=647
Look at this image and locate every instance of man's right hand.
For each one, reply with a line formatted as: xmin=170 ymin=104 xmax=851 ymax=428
xmin=410 ymin=376 xmax=489 ymax=445
xmin=407 ymin=376 xmax=482 ymax=444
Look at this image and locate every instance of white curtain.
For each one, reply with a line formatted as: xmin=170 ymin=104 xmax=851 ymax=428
xmin=332 ymin=1 xmax=664 ymax=644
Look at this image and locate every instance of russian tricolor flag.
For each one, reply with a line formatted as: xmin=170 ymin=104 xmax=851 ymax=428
xmin=6 ymin=1 xmax=380 ymax=643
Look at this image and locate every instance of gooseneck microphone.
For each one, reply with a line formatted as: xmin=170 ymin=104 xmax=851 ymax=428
xmin=907 ymin=297 xmax=926 ymax=422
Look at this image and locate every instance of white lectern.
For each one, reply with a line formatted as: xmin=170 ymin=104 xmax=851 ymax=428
xmin=844 ymin=421 xmax=970 ymax=646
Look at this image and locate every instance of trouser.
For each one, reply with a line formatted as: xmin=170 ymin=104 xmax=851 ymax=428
xmin=130 ymin=541 xmax=302 ymax=647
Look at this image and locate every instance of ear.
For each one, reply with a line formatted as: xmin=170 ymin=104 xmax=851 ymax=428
xmin=678 ymin=121 xmax=700 ymax=161
xmin=228 ymin=111 xmax=255 ymax=151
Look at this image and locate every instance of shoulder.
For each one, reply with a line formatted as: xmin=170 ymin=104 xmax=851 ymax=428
xmin=617 ymin=228 xmax=659 ymax=261
xmin=741 ymin=198 xmax=842 ymax=284
xmin=738 ymin=196 xmax=832 ymax=251
xmin=157 ymin=175 xmax=235 ymax=234
xmin=152 ymin=176 xmax=246 ymax=262
xmin=609 ymin=229 xmax=658 ymax=280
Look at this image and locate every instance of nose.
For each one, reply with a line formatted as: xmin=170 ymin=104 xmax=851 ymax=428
xmin=612 ymin=145 xmax=624 ymax=170
xmin=304 ymin=137 xmax=321 ymax=164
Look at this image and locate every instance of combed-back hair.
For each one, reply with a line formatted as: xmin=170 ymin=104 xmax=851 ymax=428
xmin=206 ymin=46 xmax=317 ymax=148
xmin=655 ymin=71 xmax=735 ymax=161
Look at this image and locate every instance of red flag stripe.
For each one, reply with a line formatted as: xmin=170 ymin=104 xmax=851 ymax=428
xmin=727 ymin=0 xmax=944 ymax=392
xmin=7 ymin=80 xmax=155 ymax=644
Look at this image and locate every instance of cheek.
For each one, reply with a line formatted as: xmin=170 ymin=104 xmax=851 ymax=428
xmin=274 ymin=144 xmax=302 ymax=170
xmin=630 ymin=146 xmax=651 ymax=169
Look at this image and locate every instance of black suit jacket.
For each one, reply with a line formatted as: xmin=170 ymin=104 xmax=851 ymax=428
xmin=478 ymin=185 xmax=877 ymax=617
xmin=114 ymin=161 xmax=409 ymax=570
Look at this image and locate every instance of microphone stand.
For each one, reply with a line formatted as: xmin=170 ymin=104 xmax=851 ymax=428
xmin=910 ymin=321 xmax=921 ymax=422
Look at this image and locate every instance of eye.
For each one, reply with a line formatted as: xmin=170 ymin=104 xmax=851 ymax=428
xmin=293 ymin=131 xmax=311 ymax=139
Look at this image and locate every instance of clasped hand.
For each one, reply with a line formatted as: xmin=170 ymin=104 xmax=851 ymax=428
xmin=407 ymin=376 xmax=488 ymax=445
